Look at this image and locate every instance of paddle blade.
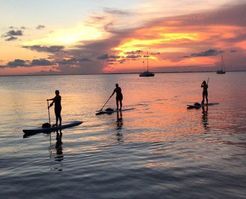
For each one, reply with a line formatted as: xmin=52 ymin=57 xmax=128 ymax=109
xmin=95 ymin=111 xmax=104 ymax=115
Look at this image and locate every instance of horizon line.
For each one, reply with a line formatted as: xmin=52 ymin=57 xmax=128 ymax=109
xmin=1 ymin=70 xmax=246 ymax=77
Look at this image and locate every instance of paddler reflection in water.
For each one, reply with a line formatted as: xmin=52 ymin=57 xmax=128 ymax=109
xmin=47 ymin=90 xmax=62 ymax=126
xmin=55 ymin=130 xmax=63 ymax=162
xmin=202 ymin=105 xmax=209 ymax=130
xmin=116 ymin=110 xmax=123 ymax=143
xmin=116 ymin=110 xmax=123 ymax=129
xmin=110 ymin=83 xmax=123 ymax=110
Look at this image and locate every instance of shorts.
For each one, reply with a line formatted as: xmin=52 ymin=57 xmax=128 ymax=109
xmin=55 ymin=107 xmax=62 ymax=117
xmin=116 ymin=95 xmax=123 ymax=101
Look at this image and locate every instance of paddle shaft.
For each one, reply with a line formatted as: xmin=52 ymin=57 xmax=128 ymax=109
xmin=99 ymin=95 xmax=112 ymax=111
xmin=47 ymin=101 xmax=51 ymax=124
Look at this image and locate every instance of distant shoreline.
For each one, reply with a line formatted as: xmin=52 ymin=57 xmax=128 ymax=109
xmin=0 ymin=70 xmax=246 ymax=77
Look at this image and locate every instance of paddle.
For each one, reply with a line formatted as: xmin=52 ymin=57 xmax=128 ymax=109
xmin=96 ymin=95 xmax=112 ymax=114
xmin=42 ymin=100 xmax=51 ymax=128
xmin=47 ymin=100 xmax=51 ymax=124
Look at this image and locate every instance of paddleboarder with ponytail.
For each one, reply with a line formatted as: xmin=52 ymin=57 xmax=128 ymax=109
xmin=201 ymin=80 xmax=208 ymax=105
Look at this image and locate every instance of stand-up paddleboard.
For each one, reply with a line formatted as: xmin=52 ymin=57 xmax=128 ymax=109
xmin=23 ymin=121 xmax=82 ymax=135
xmin=96 ymin=108 xmax=135 ymax=115
xmin=187 ymin=102 xmax=219 ymax=109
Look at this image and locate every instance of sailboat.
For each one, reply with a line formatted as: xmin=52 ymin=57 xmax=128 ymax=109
xmin=139 ymin=52 xmax=155 ymax=77
xmin=216 ymin=55 xmax=226 ymax=74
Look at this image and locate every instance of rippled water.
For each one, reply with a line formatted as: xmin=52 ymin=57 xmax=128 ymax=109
xmin=0 ymin=73 xmax=246 ymax=199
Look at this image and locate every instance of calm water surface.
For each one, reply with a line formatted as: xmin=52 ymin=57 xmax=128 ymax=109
xmin=0 ymin=73 xmax=246 ymax=199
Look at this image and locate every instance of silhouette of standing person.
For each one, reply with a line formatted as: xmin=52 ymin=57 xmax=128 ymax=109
xmin=47 ymin=90 xmax=62 ymax=126
xmin=110 ymin=83 xmax=123 ymax=110
xmin=201 ymin=80 xmax=208 ymax=105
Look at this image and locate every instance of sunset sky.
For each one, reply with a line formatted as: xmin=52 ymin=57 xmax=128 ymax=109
xmin=0 ymin=0 xmax=246 ymax=75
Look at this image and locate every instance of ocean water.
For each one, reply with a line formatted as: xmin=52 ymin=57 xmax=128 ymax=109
xmin=0 ymin=73 xmax=246 ymax=199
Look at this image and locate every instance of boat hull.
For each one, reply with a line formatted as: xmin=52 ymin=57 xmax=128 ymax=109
xmin=139 ymin=71 xmax=155 ymax=77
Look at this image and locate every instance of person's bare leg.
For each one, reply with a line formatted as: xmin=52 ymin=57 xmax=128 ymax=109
xmin=59 ymin=116 xmax=62 ymax=126
xmin=56 ymin=116 xmax=58 ymax=126
xmin=202 ymin=94 xmax=205 ymax=104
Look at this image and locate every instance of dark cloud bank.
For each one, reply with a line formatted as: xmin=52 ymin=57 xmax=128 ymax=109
xmin=5 ymin=58 xmax=53 ymax=67
xmin=184 ymin=49 xmax=223 ymax=58
xmin=2 ymin=29 xmax=23 ymax=41
xmin=23 ymin=45 xmax=64 ymax=53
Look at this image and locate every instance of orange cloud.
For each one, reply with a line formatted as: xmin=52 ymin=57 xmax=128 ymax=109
xmin=103 ymin=16 xmax=246 ymax=72
xmin=236 ymin=41 xmax=246 ymax=50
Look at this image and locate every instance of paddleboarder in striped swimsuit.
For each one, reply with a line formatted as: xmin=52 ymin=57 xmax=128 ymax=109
xmin=47 ymin=90 xmax=62 ymax=126
xmin=111 ymin=83 xmax=123 ymax=110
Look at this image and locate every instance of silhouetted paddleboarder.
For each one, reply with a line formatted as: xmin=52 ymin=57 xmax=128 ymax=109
xmin=110 ymin=83 xmax=123 ymax=110
xmin=47 ymin=90 xmax=62 ymax=126
xmin=201 ymin=80 xmax=208 ymax=105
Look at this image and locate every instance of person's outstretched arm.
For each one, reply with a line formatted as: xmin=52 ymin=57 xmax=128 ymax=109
xmin=110 ymin=90 xmax=115 ymax=98
xmin=47 ymin=97 xmax=55 ymax=108
xmin=47 ymin=97 xmax=55 ymax=101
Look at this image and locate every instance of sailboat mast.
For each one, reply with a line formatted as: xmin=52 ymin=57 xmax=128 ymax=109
xmin=221 ymin=55 xmax=225 ymax=71
xmin=216 ymin=54 xmax=226 ymax=74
